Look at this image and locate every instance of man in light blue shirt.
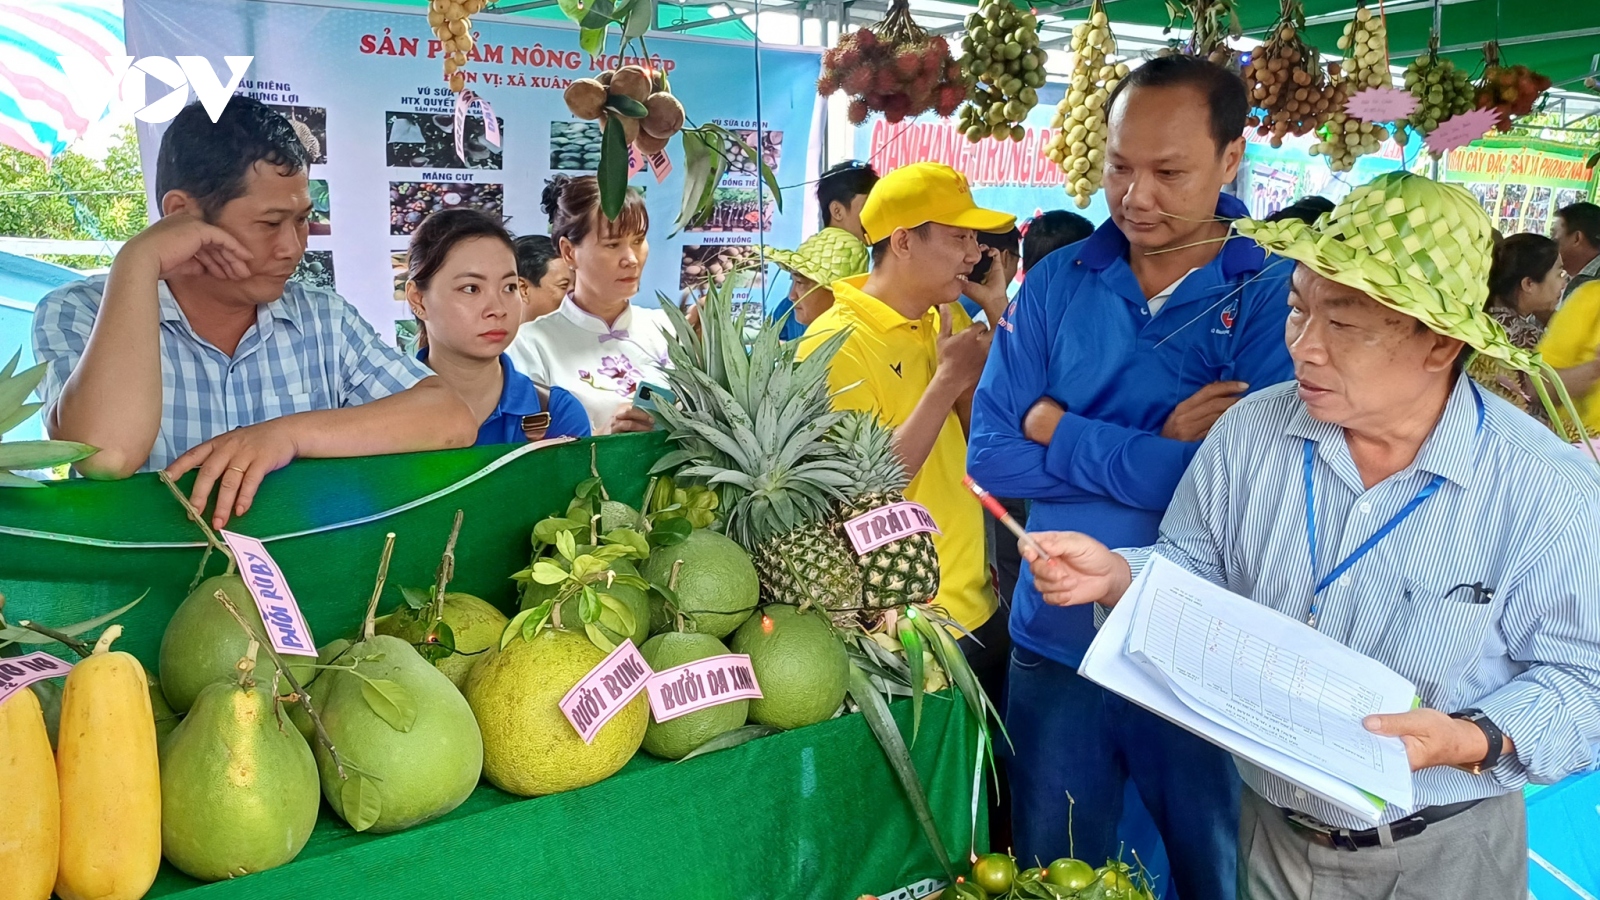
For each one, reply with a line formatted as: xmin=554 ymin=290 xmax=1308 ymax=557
xmin=34 ymin=97 xmax=475 ymax=527
xmin=1022 ymin=174 xmax=1600 ymax=898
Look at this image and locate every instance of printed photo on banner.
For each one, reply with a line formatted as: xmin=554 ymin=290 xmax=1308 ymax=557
xmin=267 ymin=103 xmax=328 ymax=163
xmin=292 ymin=250 xmax=337 ymax=291
xmin=390 ymin=181 xmax=506 ymax=235
xmin=386 ymin=110 xmax=505 ymax=169
xmin=549 ymin=120 xmax=602 ymax=171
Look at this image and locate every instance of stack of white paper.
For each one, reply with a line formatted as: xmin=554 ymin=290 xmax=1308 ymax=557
xmin=1080 ymin=555 xmax=1418 ymax=823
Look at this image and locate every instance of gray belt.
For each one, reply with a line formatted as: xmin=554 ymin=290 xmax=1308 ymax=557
xmin=1284 ymin=799 xmax=1483 ymax=851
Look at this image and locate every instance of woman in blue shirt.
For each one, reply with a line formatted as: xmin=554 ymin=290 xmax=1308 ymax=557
xmin=405 ymin=209 xmax=590 ymax=445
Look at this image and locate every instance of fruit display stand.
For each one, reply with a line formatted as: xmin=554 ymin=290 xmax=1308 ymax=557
xmin=0 ymin=434 xmax=984 ymax=899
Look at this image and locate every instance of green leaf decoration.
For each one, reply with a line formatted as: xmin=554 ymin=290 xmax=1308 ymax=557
xmin=579 ymin=25 xmax=605 ymax=56
xmin=585 ymin=622 xmax=618 ymax=653
xmin=575 ymin=476 xmax=603 ymax=499
xmin=591 ymin=544 xmax=631 ymax=565
xmin=0 ymin=360 xmax=47 ymax=417
xmin=555 ymin=530 xmax=578 ymax=562
xmin=610 ymin=573 xmax=651 ymax=591
xmin=571 ymin=554 xmax=609 ymax=582
xmin=597 ymin=592 xmax=636 ymax=638
xmin=533 ymin=516 xmax=587 ymax=546
xmin=648 ymin=515 xmax=692 ymax=548
xmin=672 ymin=128 xmax=715 ymax=236
xmin=0 ymin=471 xmax=44 ymax=488
xmin=898 ymin=619 xmax=926 ymax=745
xmin=621 ymin=0 xmax=654 ymax=39
xmin=0 ymin=440 xmax=96 ymax=470
xmin=340 ymin=772 xmax=384 ymax=832
xmin=650 ymin=581 xmax=681 ymax=611
xmin=530 ymin=561 xmax=571 ymax=586
xmin=677 ymin=723 xmax=780 ymax=762
xmin=400 ymin=586 xmax=431 ymax=611
xmin=605 ymin=94 xmax=649 ymax=119
xmin=846 ymin=663 xmax=955 ymax=881
xmin=0 ymin=591 xmax=147 ymax=647
xmin=0 ymin=350 xmax=19 ymax=381
xmin=602 ymin=529 xmax=652 ymax=559
xmin=360 ymin=678 xmax=417 ymax=732
xmin=598 ymin=114 xmax=630 ymax=220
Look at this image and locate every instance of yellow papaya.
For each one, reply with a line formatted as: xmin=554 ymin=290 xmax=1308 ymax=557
xmin=0 ymin=684 xmax=59 ymax=900
xmin=55 ymin=625 xmax=161 ymax=900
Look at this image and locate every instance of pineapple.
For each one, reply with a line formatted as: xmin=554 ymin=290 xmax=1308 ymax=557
xmin=831 ymin=411 xmax=940 ymax=608
xmin=0 ymin=350 xmax=93 ymax=487
xmin=651 ymin=282 xmax=866 ymax=615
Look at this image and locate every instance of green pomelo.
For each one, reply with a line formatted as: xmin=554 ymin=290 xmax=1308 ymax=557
xmin=313 ymin=634 xmax=483 ymax=833
xmin=159 ymin=675 xmax=319 ymax=881
xmin=374 ymin=592 xmax=509 ymax=690
xmin=288 ymin=638 xmax=353 ymax=743
xmin=640 ymin=530 xmax=758 ymax=639
xmin=465 ymin=628 xmax=647 ymax=796
xmin=638 ymin=632 xmax=747 ymax=759
xmin=148 ymin=674 xmax=182 ymax=745
xmin=730 ymin=605 xmax=848 ymax=730
xmin=159 ymin=575 xmax=314 ymax=712
xmin=600 ymin=500 xmax=644 ymax=532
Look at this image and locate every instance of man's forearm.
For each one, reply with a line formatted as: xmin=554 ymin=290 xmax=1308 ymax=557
xmin=1557 ymin=359 xmax=1600 ymax=398
xmin=894 ymin=375 xmax=961 ymax=477
xmin=52 ymin=256 xmax=166 ymax=478
xmin=283 ymin=378 xmax=478 ymax=459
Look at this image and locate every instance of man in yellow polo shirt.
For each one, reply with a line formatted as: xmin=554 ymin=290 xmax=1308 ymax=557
xmin=797 ymin=162 xmax=1014 ymax=642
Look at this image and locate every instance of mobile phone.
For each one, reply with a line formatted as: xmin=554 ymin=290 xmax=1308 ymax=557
xmin=633 ymin=381 xmax=676 ymax=430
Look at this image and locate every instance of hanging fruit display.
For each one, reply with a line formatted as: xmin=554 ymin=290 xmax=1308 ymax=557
xmin=427 ymin=0 xmax=489 ymax=92
xmin=1312 ymin=4 xmax=1386 ymax=173
xmin=955 ymin=1 xmax=1049 ymax=143
xmin=1474 ymin=42 xmax=1553 ymax=132
xmin=1159 ymin=0 xmax=1242 ymax=69
xmin=1401 ymin=37 xmax=1476 ymax=142
xmin=1044 ymin=0 xmax=1127 ymax=209
xmin=1242 ymin=0 xmax=1341 ymax=147
xmin=815 ymin=0 xmax=966 ymax=125
xmin=563 ymin=66 xmax=686 ymax=160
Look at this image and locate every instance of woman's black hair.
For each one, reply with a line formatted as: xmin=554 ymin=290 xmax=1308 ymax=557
xmin=154 ymin=96 xmax=310 ymax=220
xmin=541 ymin=174 xmax=648 ymax=247
xmin=406 ymin=208 xmax=516 ymax=347
xmin=1487 ymin=233 xmax=1561 ymax=311
xmin=514 ymin=234 xmax=558 ymax=285
xmin=1021 ymin=210 xmax=1094 ymax=273
xmin=817 ymin=161 xmax=879 ymax=231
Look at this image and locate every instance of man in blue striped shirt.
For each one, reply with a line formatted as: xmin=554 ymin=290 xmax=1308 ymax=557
xmin=1022 ymin=174 xmax=1600 ymax=898
xmin=33 ymin=98 xmax=476 ymax=527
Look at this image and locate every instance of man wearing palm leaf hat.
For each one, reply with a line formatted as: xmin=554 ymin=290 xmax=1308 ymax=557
xmin=1020 ymin=173 xmax=1600 ymax=898
xmin=766 ymin=226 xmax=870 ymax=332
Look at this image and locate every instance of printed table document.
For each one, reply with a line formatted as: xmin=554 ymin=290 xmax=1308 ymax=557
xmin=1081 ymin=555 xmax=1418 ymax=822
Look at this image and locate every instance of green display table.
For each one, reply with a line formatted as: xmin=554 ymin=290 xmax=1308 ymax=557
xmin=0 ymin=435 xmax=983 ymax=899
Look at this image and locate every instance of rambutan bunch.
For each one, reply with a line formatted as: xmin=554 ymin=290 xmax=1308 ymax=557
xmin=816 ymin=0 xmax=965 ymax=125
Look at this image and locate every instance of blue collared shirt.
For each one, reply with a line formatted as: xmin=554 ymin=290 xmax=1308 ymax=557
xmin=32 ymin=275 xmax=430 ymax=471
xmin=418 ymin=351 xmax=590 ymax=446
xmin=1123 ymin=377 xmax=1600 ymax=828
xmin=969 ymin=194 xmax=1296 ymax=666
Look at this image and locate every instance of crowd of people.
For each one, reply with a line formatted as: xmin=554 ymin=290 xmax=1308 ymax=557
xmin=27 ymin=54 xmax=1600 ymax=900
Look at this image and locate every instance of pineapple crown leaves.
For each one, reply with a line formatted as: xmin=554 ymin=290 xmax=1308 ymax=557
xmin=831 ymin=409 xmax=913 ymax=498
xmin=0 ymin=350 xmax=95 ymax=486
xmin=651 ymin=276 xmax=859 ymax=547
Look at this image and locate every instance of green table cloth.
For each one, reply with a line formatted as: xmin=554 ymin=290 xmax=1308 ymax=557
xmin=0 ymin=435 xmax=984 ymax=899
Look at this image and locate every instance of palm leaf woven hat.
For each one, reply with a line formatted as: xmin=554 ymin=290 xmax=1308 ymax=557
xmin=766 ymin=226 xmax=869 ymax=299
xmin=1235 ymin=172 xmax=1534 ymax=370
xmin=1234 ymin=171 xmax=1589 ymax=442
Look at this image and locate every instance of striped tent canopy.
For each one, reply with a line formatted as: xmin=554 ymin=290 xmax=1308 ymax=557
xmin=0 ymin=0 xmax=125 ymax=159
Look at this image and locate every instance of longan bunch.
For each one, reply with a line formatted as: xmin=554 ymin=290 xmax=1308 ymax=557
xmin=427 ymin=0 xmax=488 ymax=92
xmin=1336 ymin=4 xmax=1390 ymax=91
xmin=1243 ymin=3 xmax=1340 ymax=147
xmin=1043 ymin=3 xmax=1125 ymax=209
xmin=955 ymin=1 xmax=1049 ymax=143
xmin=1402 ymin=48 xmax=1475 ymax=140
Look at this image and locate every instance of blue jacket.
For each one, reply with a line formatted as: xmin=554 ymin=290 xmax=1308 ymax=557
xmin=419 ymin=351 xmax=592 ymax=446
xmin=968 ymin=194 xmax=1295 ymax=667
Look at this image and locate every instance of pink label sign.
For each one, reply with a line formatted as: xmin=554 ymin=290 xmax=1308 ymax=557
xmin=645 ymin=653 xmax=762 ymax=723
xmin=453 ymin=90 xmax=502 ymax=164
xmin=560 ymin=639 xmax=652 ymax=743
xmin=843 ymin=501 xmax=941 ymax=555
xmin=647 ymin=149 xmax=673 ymax=183
xmin=627 ymin=143 xmax=647 ymax=177
xmin=220 ymin=531 xmax=318 ymax=657
xmin=0 ymin=652 xmax=73 ymax=706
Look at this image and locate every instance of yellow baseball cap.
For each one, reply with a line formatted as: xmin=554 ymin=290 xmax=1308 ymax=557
xmin=859 ymin=162 xmax=1016 ymax=245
